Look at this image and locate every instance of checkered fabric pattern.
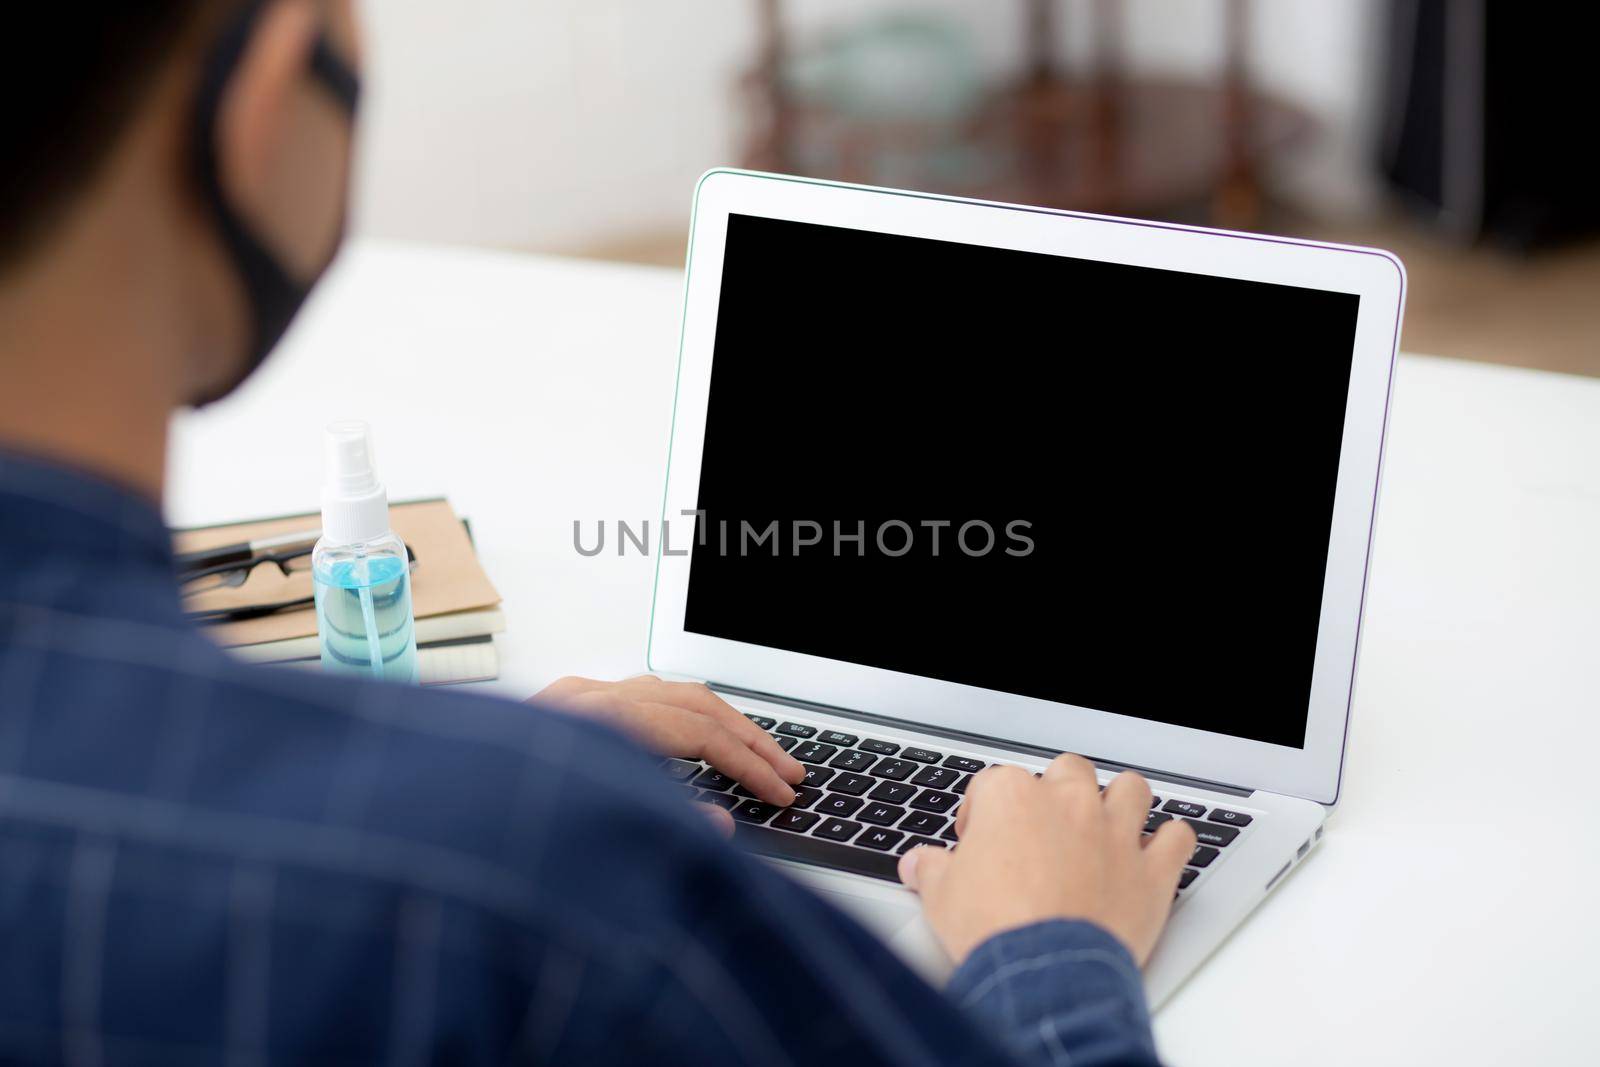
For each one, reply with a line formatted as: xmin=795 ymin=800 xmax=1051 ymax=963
xmin=0 ymin=451 xmax=1160 ymax=1066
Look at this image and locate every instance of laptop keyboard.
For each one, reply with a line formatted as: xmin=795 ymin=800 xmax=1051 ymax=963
xmin=663 ymin=713 xmax=1257 ymax=896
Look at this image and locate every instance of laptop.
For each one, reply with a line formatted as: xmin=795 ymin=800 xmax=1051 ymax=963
xmin=648 ymin=169 xmax=1406 ymax=1007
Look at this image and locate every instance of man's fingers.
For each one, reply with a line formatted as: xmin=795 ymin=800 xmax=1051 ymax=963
xmin=898 ymin=844 xmax=954 ymax=893
xmin=1101 ymin=770 xmax=1153 ymax=834
xmin=1146 ymin=818 xmax=1197 ymax=879
xmin=1041 ymin=752 xmax=1099 ymax=792
xmin=687 ymin=695 xmax=805 ymax=785
xmin=958 ymin=764 xmax=1029 ymax=834
xmin=751 ymin=733 xmax=806 ymax=783
xmin=696 ymin=801 xmax=736 ymax=838
xmin=641 ymin=680 xmax=806 ymax=785
xmin=673 ymin=708 xmax=798 ymax=806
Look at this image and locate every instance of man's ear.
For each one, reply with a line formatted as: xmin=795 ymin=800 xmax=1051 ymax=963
xmin=215 ymin=0 xmax=321 ymax=232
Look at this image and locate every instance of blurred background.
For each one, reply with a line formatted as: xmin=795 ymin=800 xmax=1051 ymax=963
xmin=350 ymin=0 xmax=1598 ymax=377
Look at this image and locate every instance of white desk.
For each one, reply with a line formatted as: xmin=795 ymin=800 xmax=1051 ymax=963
xmin=169 ymin=240 xmax=1600 ymax=1066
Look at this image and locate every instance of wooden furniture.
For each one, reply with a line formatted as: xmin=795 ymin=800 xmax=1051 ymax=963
xmin=740 ymin=0 xmax=1313 ymax=228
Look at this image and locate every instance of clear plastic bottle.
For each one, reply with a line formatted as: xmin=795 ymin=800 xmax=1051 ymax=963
xmin=312 ymin=421 xmax=419 ymax=683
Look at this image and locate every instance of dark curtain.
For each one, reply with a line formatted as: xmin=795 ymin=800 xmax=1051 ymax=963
xmin=1381 ymin=1 xmax=1599 ymax=249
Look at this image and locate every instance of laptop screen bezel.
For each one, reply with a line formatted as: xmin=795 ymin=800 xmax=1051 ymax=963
xmin=648 ymin=169 xmax=1404 ymax=805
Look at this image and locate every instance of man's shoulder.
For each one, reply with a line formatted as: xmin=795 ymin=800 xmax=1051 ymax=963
xmin=197 ymin=664 xmax=738 ymax=960
xmin=31 ymin=625 xmax=688 ymax=902
xmin=193 ymin=659 xmax=667 ymax=852
xmin=15 ymin=610 xmax=738 ymax=953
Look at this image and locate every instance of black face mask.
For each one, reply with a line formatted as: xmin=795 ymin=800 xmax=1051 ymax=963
xmin=191 ymin=1 xmax=361 ymax=406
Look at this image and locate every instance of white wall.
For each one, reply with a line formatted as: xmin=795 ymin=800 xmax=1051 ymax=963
xmin=352 ymin=0 xmax=1385 ymax=254
xmin=353 ymin=0 xmax=756 ymax=253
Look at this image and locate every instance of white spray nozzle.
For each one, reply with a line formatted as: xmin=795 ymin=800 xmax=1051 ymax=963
xmin=325 ymin=421 xmax=378 ymax=494
xmin=321 ymin=420 xmax=390 ymax=545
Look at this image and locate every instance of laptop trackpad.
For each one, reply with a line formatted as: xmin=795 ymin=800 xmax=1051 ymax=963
xmin=816 ymin=885 xmax=916 ymax=934
xmin=811 ymin=884 xmax=953 ymax=985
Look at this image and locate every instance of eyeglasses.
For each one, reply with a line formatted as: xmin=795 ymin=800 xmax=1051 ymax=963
xmin=180 ymin=544 xmax=417 ymax=624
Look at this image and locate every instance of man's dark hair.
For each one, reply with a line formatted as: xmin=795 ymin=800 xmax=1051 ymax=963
xmin=1 ymin=5 xmax=213 ymax=271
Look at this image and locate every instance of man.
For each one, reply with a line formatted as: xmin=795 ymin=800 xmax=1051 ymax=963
xmin=0 ymin=3 xmax=1196 ymax=1063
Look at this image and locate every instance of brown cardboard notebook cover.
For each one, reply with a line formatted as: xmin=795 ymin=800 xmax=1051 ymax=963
xmin=175 ymin=499 xmax=501 ymax=648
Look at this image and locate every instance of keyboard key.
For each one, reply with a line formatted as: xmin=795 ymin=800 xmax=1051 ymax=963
xmin=802 ymin=765 xmax=837 ymax=788
xmin=828 ymin=773 xmax=874 ymax=796
xmin=858 ymin=828 xmax=905 ymax=852
xmin=1184 ymin=819 xmax=1240 ymax=847
xmin=1144 ymin=811 xmax=1172 ymax=833
xmin=952 ymin=775 xmax=970 ymax=795
xmin=818 ymin=730 xmax=860 ymax=747
xmin=794 ymin=742 xmax=839 ymax=765
xmin=791 ymin=786 xmax=824 ymax=809
xmin=939 ymin=824 xmax=959 ymax=841
xmin=698 ymin=792 xmax=738 ymax=810
xmin=693 ymin=769 xmax=736 ymax=792
xmin=1208 ymin=808 xmax=1254 ymax=827
xmin=777 ymin=722 xmax=817 ymax=739
xmin=818 ymin=794 xmax=865 ymax=818
xmin=902 ymin=747 xmax=942 ymax=764
xmin=870 ymin=759 xmax=916 ymax=781
xmin=1163 ymin=799 xmax=1207 ymax=818
xmin=899 ymin=811 xmax=947 ymax=836
xmin=859 ymin=802 xmax=906 ymax=826
xmin=942 ymin=755 xmax=985 ymax=773
xmin=732 ymin=785 xmax=760 ymax=799
xmin=909 ymin=790 xmax=958 ymax=814
xmin=732 ymin=822 xmax=898 ymax=881
xmin=910 ymin=766 xmax=960 ymax=790
xmin=868 ymin=781 xmax=916 ymax=805
xmin=814 ymin=818 xmax=862 ymax=843
xmin=771 ymin=809 xmax=820 ymax=834
xmin=744 ymin=714 xmax=777 ymax=730
xmin=1178 ymin=868 xmax=1199 ymax=890
xmin=733 ymin=800 xmax=781 ymax=824
xmin=661 ymin=758 xmax=700 ymax=782
xmin=829 ymin=749 xmax=877 ymax=773
xmin=1189 ymin=844 xmax=1219 ymax=868
xmin=771 ymin=735 xmax=797 ymax=751
xmin=898 ymin=835 xmax=948 ymax=854
xmin=1150 ymin=796 xmax=1161 ymax=808
xmin=858 ymin=738 xmax=900 ymax=755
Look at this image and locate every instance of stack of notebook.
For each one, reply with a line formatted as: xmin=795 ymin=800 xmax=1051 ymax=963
xmin=174 ymin=499 xmax=504 ymax=685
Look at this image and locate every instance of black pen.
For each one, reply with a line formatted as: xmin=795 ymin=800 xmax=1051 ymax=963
xmin=174 ymin=527 xmax=321 ymax=575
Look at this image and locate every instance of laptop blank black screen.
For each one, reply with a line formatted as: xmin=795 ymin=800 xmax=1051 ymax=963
xmin=683 ymin=213 xmax=1361 ymax=749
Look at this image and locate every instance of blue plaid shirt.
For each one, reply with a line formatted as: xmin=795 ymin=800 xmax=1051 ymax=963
xmin=0 ymin=450 xmax=1163 ymax=1066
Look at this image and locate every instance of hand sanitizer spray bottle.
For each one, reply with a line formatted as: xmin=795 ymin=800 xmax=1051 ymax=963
xmin=312 ymin=421 xmax=419 ymax=683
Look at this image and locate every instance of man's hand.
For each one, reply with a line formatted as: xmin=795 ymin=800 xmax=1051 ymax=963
xmin=898 ymin=753 xmax=1195 ymax=967
xmin=532 ymin=675 xmax=805 ymax=807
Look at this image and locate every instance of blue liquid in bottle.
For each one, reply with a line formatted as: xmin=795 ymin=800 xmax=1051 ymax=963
xmin=314 ymin=421 xmax=418 ymax=684
xmin=313 ymin=551 xmax=419 ymax=682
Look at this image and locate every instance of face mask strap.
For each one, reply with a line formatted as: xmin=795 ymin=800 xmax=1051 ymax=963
xmin=309 ymin=36 xmax=361 ymax=112
xmin=191 ymin=0 xmax=360 ymax=407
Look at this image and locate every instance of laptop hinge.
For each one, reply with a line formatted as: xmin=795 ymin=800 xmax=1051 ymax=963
xmin=709 ymin=682 xmax=1255 ymax=799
